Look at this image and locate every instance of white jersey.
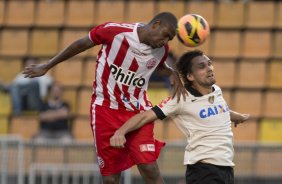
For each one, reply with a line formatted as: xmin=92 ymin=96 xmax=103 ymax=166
xmin=89 ymin=22 xmax=168 ymax=111
xmin=153 ymin=85 xmax=234 ymax=166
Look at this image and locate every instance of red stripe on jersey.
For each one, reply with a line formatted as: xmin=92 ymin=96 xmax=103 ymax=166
xmin=112 ymin=37 xmax=130 ymax=110
xmin=91 ymin=47 xmax=102 ymax=104
xmin=101 ymin=45 xmax=113 ymax=107
xmin=122 ymin=57 xmax=139 ymax=110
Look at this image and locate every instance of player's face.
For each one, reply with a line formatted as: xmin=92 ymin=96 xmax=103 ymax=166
xmin=187 ymin=55 xmax=216 ymax=88
xmin=148 ymin=22 xmax=176 ymax=49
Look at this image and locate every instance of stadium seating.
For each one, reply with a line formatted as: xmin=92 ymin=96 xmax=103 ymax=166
xmin=0 ymin=29 xmax=29 ymax=56
xmin=35 ymin=0 xmax=65 ymax=27
xmin=65 ymin=0 xmax=95 ymax=27
xmin=260 ymin=119 xmax=282 ymax=143
xmin=0 ymin=0 xmax=281 ymax=144
xmin=236 ymin=59 xmax=267 ymax=88
xmin=222 ymin=89 xmax=232 ymax=107
xmin=277 ymin=2 xmax=282 ymax=29
xmin=77 ymin=88 xmax=92 ymax=116
xmin=268 ymin=60 xmax=282 ymax=88
xmin=273 ymin=31 xmax=282 ymax=58
xmin=5 ymin=0 xmax=35 ymax=27
xmin=0 ymin=59 xmax=22 ymax=83
xmin=72 ymin=117 xmax=93 ymax=141
xmin=241 ymin=31 xmax=272 ymax=58
xmin=211 ymin=31 xmax=241 ymax=58
xmin=10 ymin=116 xmax=39 ymax=140
xmin=212 ymin=59 xmax=236 ymax=88
xmin=30 ymin=29 xmax=59 ymax=56
xmin=96 ymin=0 xmax=125 ymax=24
xmin=0 ymin=116 xmax=9 ymax=134
xmin=0 ymin=92 xmax=12 ymax=116
xmin=215 ymin=2 xmax=245 ymax=29
xmin=52 ymin=58 xmax=83 ymax=87
xmin=127 ymin=1 xmax=155 ymax=23
xmin=156 ymin=1 xmax=185 ymax=19
xmin=264 ymin=92 xmax=282 ymax=118
xmin=0 ymin=1 xmax=4 ymax=26
xmin=233 ymin=90 xmax=262 ymax=118
xmin=82 ymin=60 xmax=96 ymax=87
xmin=62 ymin=88 xmax=78 ymax=113
xmin=232 ymin=120 xmax=258 ymax=142
xmin=245 ymin=1 xmax=275 ymax=29
xmin=2 ymin=2 xmax=282 ymax=183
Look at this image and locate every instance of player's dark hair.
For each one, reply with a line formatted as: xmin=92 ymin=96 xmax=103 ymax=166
xmin=150 ymin=12 xmax=177 ymax=29
xmin=176 ymin=50 xmax=204 ymax=88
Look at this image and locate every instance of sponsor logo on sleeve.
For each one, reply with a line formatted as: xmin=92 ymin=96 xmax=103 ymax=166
xmin=139 ymin=144 xmax=155 ymax=152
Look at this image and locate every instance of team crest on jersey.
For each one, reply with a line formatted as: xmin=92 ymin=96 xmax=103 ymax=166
xmin=208 ymin=95 xmax=215 ymax=104
xmin=146 ymin=58 xmax=157 ymax=69
xmin=97 ymin=156 xmax=105 ymax=168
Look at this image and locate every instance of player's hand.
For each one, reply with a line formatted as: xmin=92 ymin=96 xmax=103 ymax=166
xmin=23 ymin=63 xmax=49 ymax=78
xmin=171 ymin=71 xmax=188 ymax=102
xmin=233 ymin=113 xmax=250 ymax=127
xmin=110 ymin=130 xmax=126 ymax=148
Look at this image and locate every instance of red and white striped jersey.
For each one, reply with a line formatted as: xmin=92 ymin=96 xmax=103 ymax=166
xmin=88 ymin=22 xmax=169 ymax=112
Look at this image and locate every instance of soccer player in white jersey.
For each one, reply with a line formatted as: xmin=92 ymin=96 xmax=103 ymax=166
xmin=23 ymin=12 xmax=182 ymax=184
xmin=110 ymin=50 xmax=250 ymax=184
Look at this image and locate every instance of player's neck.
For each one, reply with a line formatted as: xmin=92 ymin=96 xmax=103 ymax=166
xmin=191 ymin=84 xmax=213 ymax=96
xmin=137 ymin=26 xmax=148 ymax=45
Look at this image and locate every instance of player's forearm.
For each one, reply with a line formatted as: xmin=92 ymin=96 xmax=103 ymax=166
xmin=118 ymin=114 xmax=148 ymax=135
xmin=119 ymin=110 xmax=157 ymax=135
xmin=46 ymin=37 xmax=94 ymax=70
xmin=229 ymin=110 xmax=241 ymax=122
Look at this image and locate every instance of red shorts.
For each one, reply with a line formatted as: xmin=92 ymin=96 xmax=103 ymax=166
xmin=90 ymin=104 xmax=165 ymax=176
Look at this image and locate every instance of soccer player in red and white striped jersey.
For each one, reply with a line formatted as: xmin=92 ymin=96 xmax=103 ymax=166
xmin=23 ymin=12 xmax=179 ymax=184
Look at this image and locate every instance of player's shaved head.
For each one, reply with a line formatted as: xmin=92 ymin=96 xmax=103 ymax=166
xmin=150 ymin=12 xmax=177 ymax=29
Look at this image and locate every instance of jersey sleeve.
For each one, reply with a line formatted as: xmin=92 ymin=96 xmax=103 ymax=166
xmin=89 ymin=22 xmax=133 ymax=45
xmin=88 ymin=23 xmax=112 ymax=45
xmin=152 ymin=96 xmax=183 ymax=120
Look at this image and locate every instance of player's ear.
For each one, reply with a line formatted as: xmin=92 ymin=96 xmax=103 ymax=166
xmin=152 ymin=20 xmax=161 ymax=29
xmin=187 ymin=73 xmax=194 ymax=81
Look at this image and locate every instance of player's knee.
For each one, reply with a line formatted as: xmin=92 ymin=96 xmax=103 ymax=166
xmin=138 ymin=162 xmax=161 ymax=179
xmin=102 ymin=174 xmax=120 ymax=184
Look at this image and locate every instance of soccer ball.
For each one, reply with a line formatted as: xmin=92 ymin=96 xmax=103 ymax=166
xmin=177 ymin=14 xmax=210 ymax=47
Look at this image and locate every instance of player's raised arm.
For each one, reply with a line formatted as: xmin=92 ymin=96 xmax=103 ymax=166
xmin=110 ymin=110 xmax=158 ymax=148
xmin=230 ymin=110 xmax=250 ymax=127
xmin=23 ymin=36 xmax=94 ymax=78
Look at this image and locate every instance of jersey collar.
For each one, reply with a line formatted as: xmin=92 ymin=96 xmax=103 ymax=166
xmin=187 ymin=86 xmax=215 ymax=97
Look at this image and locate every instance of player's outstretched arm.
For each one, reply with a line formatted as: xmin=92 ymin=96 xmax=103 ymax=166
xmin=230 ymin=110 xmax=250 ymax=127
xmin=23 ymin=36 xmax=94 ymax=78
xmin=110 ymin=110 xmax=158 ymax=148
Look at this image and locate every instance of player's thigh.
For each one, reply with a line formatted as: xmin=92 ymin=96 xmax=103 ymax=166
xmin=125 ymin=122 xmax=165 ymax=164
xmin=92 ymin=105 xmax=135 ymax=175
